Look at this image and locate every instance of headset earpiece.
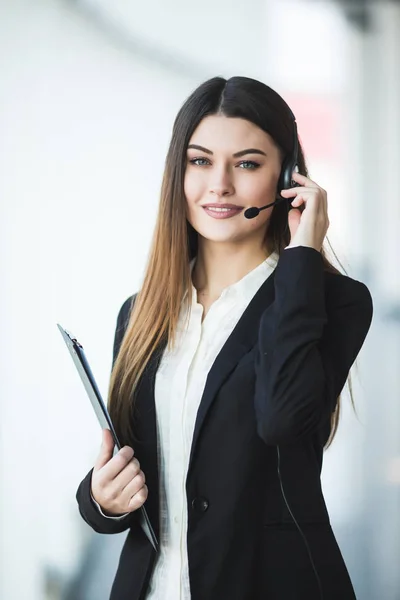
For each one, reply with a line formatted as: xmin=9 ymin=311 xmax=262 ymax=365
xmin=277 ymin=119 xmax=299 ymax=196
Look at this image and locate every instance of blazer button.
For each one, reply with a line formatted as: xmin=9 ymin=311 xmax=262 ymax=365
xmin=191 ymin=497 xmax=209 ymax=513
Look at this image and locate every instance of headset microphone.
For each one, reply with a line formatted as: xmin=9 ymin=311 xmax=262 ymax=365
xmin=243 ymin=196 xmax=288 ymax=219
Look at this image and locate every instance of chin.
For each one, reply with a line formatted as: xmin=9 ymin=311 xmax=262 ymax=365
xmin=189 ymin=214 xmax=268 ymax=243
xmin=193 ymin=225 xmax=248 ymax=245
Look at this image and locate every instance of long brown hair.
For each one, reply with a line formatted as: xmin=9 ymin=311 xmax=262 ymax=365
xmin=107 ymin=76 xmax=353 ymax=450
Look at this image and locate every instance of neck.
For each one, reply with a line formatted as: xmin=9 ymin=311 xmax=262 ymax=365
xmin=191 ymin=240 xmax=273 ymax=299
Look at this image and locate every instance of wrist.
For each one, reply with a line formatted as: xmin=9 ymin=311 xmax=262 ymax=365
xmin=90 ymin=491 xmax=128 ymax=518
xmin=285 ymin=243 xmax=320 ymax=252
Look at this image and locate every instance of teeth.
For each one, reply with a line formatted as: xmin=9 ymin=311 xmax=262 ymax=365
xmin=205 ymin=207 xmax=238 ymax=212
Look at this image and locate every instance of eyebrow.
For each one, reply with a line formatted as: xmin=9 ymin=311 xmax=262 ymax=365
xmin=187 ymin=144 xmax=267 ymax=158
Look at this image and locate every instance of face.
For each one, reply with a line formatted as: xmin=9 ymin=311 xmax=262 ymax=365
xmin=184 ymin=115 xmax=283 ymax=247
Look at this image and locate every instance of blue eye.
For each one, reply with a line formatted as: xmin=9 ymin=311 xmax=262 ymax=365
xmin=189 ymin=157 xmax=210 ymax=166
xmin=188 ymin=157 xmax=260 ymax=169
xmin=238 ymin=160 xmax=260 ymax=169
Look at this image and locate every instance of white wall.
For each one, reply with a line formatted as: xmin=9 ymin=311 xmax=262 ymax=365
xmin=0 ymin=2 xmax=195 ymax=598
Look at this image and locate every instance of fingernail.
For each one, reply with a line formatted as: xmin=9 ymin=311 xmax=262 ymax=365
xmin=121 ymin=446 xmax=134 ymax=459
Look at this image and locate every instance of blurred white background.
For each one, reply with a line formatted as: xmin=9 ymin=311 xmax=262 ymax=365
xmin=0 ymin=0 xmax=399 ymax=599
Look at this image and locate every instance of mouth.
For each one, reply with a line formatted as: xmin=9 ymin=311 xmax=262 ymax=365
xmin=202 ymin=205 xmax=244 ymax=219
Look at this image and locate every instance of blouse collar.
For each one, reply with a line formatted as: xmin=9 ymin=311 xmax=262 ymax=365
xmin=184 ymin=252 xmax=279 ymax=305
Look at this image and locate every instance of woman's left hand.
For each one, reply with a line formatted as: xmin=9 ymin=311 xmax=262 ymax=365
xmin=280 ymin=171 xmax=329 ymax=252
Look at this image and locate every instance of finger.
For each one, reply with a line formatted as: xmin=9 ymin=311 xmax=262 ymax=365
xmin=291 ymin=171 xmax=319 ymax=188
xmin=288 ymin=206 xmax=301 ymax=224
xmin=125 ymin=482 xmax=149 ymax=511
xmin=280 ymin=186 xmax=314 ymax=197
xmin=288 ymin=208 xmax=301 ymax=239
xmin=121 ymin=469 xmax=146 ymax=501
xmin=290 ymin=191 xmax=326 ymax=211
xmin=94 ymin=429 xmax=116 ymax=472
xmin=290 ymin=195 xmax=307 ymax=208
xmin=291 ymin=173 xmax=328 ymax=218
xmin=113 ymin=457 xmax=142 ymax=492
xmin=99 ymin=445 xmax=135 ymax=482
xmin=289 ymin=192 xmax=317 ymax=209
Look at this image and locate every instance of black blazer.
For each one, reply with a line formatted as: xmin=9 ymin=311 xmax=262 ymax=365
xmin=76 ymin=246 xmax=373 ymax=600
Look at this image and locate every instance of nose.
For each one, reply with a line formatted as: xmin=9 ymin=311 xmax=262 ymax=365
xmin=209 ymin=167 xmax=235 ymax=197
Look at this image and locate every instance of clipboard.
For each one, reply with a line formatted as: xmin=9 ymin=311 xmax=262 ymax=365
xmin=57 ymin=323 xmax=159 ymax=552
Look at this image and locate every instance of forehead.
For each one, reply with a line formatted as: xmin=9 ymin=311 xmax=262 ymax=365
xmin=188 ymin=115 xmax=276 ymax=151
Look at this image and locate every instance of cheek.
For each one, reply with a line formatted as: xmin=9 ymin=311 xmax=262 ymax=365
xmin=184 ymin=172 xmax=202 ymax=205
xmin=243 ymin=173 xmax=279 ymax=200
xmin=184 ymin=175 xmax=199 ymax=223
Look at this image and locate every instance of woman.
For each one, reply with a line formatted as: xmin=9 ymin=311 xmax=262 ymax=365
xmin=76 ymin=76 xmax=373 ymax=600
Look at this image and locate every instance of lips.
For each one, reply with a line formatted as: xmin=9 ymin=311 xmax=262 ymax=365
xmin=202 ymin=204 xmax=243 ymax=209
xmin=202 ymin=205 xmax=243 ymax=219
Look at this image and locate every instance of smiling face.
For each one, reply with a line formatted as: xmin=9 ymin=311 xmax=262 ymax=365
xmin=184 ymin=115 xmax=283 ymax=248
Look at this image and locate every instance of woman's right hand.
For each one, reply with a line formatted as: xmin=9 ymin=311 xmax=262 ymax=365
xmin=91 ymin=429 xmax=148 ymax=516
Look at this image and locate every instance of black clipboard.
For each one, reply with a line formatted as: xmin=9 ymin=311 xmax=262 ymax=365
xmin=57 ymin=323 xmax=158 ymax=552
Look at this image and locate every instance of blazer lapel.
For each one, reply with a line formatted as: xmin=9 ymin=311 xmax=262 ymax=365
xmin=187 ymin=269 xmax=276 ymax=474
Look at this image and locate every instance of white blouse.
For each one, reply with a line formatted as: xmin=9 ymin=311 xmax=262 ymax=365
xmin=145 ymin=252 xmax=279 ymax=599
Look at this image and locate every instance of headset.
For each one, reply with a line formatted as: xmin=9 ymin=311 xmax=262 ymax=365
xmin=244 ymin=97 xmax=325 ymax=598
xmin=243 ymin=104 xmax=300 ymax=220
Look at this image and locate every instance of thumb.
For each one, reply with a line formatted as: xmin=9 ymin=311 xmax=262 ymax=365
xmin=288 ymin=207 xmax=301 ymax=241
xmin=94 ymin=428 xmax=115 ymax=472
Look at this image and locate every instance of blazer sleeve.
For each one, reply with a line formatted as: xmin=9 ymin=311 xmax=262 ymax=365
xmin=254 ymin=246 xmax=373 ymax=446
xmin=75 ymin=294 xmax=140 ymax=534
